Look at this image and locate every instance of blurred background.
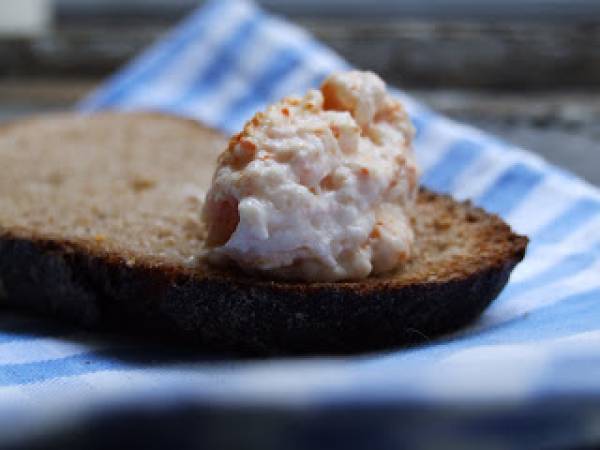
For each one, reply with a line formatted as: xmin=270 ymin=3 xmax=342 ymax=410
xmin=0 ymin=0 xmax=599 ymax=185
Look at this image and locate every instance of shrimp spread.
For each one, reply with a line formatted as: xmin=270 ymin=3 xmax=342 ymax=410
xmin=202 ymin=71 xmax=419 ymax=281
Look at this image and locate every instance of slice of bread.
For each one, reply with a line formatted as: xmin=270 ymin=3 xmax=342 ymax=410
xmin=0 ymin=113 xmax=527 ymax=354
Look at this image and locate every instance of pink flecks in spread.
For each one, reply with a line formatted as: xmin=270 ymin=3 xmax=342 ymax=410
xmin=202 ymin=71 xmax=419 ymax=281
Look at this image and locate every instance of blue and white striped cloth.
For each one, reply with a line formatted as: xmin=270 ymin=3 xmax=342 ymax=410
xmin=2 ymin=0 xmax=600 ymax=447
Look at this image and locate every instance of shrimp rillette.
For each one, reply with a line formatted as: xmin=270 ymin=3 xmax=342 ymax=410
xmin=202 ymin=71 xmax=419 ymax=281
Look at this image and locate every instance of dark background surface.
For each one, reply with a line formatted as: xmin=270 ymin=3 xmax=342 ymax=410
xmin=0 ymin=0 xmax=599 ymax=186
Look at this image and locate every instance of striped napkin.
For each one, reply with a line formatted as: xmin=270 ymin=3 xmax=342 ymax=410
xmin=2 ymin=0 xmax=600 ymax=448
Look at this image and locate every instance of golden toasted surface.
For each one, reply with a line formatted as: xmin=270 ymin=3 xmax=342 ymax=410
xmin=396 ymin=189 xmax=526 ymax=285
xmin=0 ymin=113 xmax=226 ymax=266
xmin=0 ymin=113 xmax=526 ymax=285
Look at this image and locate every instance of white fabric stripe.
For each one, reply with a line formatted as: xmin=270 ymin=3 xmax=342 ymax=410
xmin=475 ymin=258 xmax=600 ymax=331
xmin=449 ymin=146 xmax=519 ymax=201
xmin=394 ymin=93 xmax=427 ymax=118
xmin=0 ymin=361 xmax=350 ymax=409
xmin=175 ymin=13 xmax=343 ymax=125
xmin=267 ymin=63 xmax=326 ymax=98
xmin=191 ymin=43 xmax=344 ymax=128
xmin=0 ymin=370 xmax=169 ymax=446
xmin=0 ymin=334 xmax=103 ymax=365
xmin=423 ymin=345 xmax=547 ymax=401
xmin=181 ymin=20 xmax=302 ymax=123
xmin=4 ymin=329 xmax=600 ymax=414
xmin=0 ymin=370 xmax=155 ymax=406
xmin=219 ymin=46 xmax=345 ymax=132
xmin=414 ymin=117 xmax=467 ymax=173
xmin=437 ymin=329 xmax=600 ymax=377
xmin=506 ymin=173 xmax=584 ymax=235
xmin=425 ymin=329 xmax=600 ymax=401
xmin=509 ymin=215 xmax=600 ymax=283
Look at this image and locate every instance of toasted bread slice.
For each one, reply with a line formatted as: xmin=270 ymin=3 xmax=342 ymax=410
xmin=0 ymin=113 xmax=527 ymax=354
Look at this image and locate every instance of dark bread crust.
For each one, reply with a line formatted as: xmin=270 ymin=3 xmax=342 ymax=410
xmin=0 ymin=190 xmax=526 ymax=355
xmin=0 ymin=112 xmax=527 ymax=355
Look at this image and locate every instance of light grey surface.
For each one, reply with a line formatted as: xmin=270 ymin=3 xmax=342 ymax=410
xmin=2 ymin=10 xmax=600 ymax=89
xmin=55 ymin=0 xmax=600 ymax=20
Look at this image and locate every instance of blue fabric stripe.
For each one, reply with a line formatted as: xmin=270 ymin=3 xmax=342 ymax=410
xmin=0 ymin=348 xmax=199 ymax=387
xmin=4 ymin=285 xmax=599 ymax=389
xmin=475 ymin=287 xmax=600 ymax=344
xmin=420 ymin=139 xmax=482 ymax=193
xmin=170 ymin=12 xmax=264 ymax=112
xmin=501 ymin=242 xmax=600 ymax=300
xmin=534 ymin=198 xmax=600 ymax=245
xmin=307 ymin=70 xmax=330 ymax=89
xmin=381 ymin=286 xmax=600 ymax=369
xmin=0 ymin=351 xmax=130 ymax=387
xmin=476 ymin=163 xmax=545 ymax=217
xmin=217 ymin=48 xmax=304 ymax=131
xmin=410 ymin=110 xmax=435 ymax=141
xmin=357 ymin=289 xmax=600 ymax=377
xmin=78 ymin=0 xmax=225 ymax=110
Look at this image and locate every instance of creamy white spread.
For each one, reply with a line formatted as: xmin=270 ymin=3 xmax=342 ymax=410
xmin=202 ymin=71 xmax=419 ymax=281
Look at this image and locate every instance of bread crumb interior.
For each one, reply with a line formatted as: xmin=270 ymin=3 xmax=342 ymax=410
xmin=0 ymin=113 xmax=523 ymax=283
